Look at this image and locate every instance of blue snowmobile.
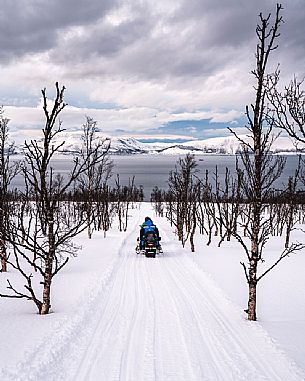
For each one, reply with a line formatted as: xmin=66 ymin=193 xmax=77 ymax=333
xmin=136 ymin=217 xmax=162 ymax=257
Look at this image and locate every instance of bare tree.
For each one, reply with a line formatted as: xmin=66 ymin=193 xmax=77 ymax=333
xmin=0 ymin=108 xmax=19 ymax=272
xmin=224 ymin=4 xmax=304 ymax=321
xmin=0 ymin=83 xmax=110 ymax=314
xmin=167 ymin=154 xmax=199 ymax=249
xmin=268 ymin=74 xmax=305 ymax=145
xmin=267 ymin=52 xmax=305 ymax=223
xmin=77 ymin=116 xmax=111 ymax=238
xmin=213 ymin=167 xmax=242 ymax=247
xmin=282 ymin=163 xmax=301 ymax=248
xmin=198 ymin=170 xmax=218 ymax=246
xmin=115 ymin=175 xmax=139 ymax=232
xmin=151 ymin=186 xmax=165 ymax=217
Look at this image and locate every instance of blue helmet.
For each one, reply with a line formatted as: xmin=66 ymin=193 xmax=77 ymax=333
xmin=145 ymin=219 xmax=153 ymax=226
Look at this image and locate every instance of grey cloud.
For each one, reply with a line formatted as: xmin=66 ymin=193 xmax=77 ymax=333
xmin=1 ymin=0 xmax=305 ymax=82
xmin=116 ymin=38 xmax=231 ymax=80
xmin=0 ymin=0 xmax=118 ymax=62
xmin=50 ymin=1 xmax=237 ymax=81
xmin=53 ymin=15 xmax=153 ymax=62
xmin=175 ymin=0 xmax=305 ymax=77
xmin=171 ymin=0 xmax=268 ymax=46
xmin=281 ymin=3 xmax=305 ymax=56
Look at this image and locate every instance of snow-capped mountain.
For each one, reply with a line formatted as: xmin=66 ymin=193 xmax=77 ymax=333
xmin=12 ymin=132 xmax=304 ymax=155
xmin=124 ymin=135 xmax=303 ymax=155
xmin=166 ymin=135 xmax=304 ymax=155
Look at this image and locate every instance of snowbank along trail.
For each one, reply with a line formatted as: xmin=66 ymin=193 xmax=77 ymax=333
xmin=2 ymin=203 xmax=304 ymax=381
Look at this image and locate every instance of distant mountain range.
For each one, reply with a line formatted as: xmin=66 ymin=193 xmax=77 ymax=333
xmin=11 ymin=132 xmax=304 ymax=155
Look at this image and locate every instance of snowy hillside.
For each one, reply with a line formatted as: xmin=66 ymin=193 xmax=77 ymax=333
xmin=42 ymin=131 xmax=150 ymax=154
xmin=0 ymin=203 xmax=304 ymax=380
xmin=159 ymin=135 xmax=304 ymax=155
xmin=11 ymin=133 xmax=304 ymax=155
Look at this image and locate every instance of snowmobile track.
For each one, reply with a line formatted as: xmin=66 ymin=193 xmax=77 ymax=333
xmin=71 ymin=206 xmax=303 ymax=381
xmin=2 ymin=204 xmax=303 ymax=381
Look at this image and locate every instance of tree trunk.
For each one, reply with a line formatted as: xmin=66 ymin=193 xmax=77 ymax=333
xmin=88 ymin=224 xmax=92 ymax=239
xmin=190 ymin=207 xmax=196 ymax=252
xmin=87 ymin=204 xmax=92 ymax=239
xmin=285 ymin=204 xmax=294 ymax=249
xmin=41 ymin=219 xmax=55 ymax=315
xmin=247 ymin=282 xmax=257 ymax=321
xmin=87 ymin=175 xmax=93 ymax=239
xmin=248 ymin=222 xmax=259 ymax=321
xmin=0 ymin=204 xmax=7 ymax=272
xmin=0 ymin=241 xmax=7 ymax=272
xmin=41 ymin=257 xmax=53 ymax=315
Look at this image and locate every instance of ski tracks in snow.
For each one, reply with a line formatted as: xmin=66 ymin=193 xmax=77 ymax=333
xmin=71 ymin=208 xmax=304 ymax=381
xmin=2 ymin=205 xmax=304 ymax=381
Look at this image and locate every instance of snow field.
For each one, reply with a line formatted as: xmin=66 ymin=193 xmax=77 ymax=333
xmin=0 ymin=203 xmax=304 ymax=380
xmin=190 ymin=226 xmax=305 ymax=373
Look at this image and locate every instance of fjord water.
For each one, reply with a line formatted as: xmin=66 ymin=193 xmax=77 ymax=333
xmin=109 ymin=154 xmax=300 ymax=200
xmin=11 ymin=154 xmax=301 ymax=200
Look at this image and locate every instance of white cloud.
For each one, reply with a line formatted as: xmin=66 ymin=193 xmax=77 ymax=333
xmin=5 ymin=98 xmax=242 ymax=144
xmin=1 ymin=0 xmax=305 ymax=141
xmin=120 ymin=133 xmax=198 ymax=141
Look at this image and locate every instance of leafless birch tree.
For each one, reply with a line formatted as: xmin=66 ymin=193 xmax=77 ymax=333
xmin=0 ymin=108 xmax=19 ymax=272
xmin=225 ymin=4 xmax=304 ymax=321
xmin=77 ymin=116 xmax=111 ymax=238
xmin=167 ymin=154 xmax=199 ymax=250
xmin=0 ymin=83 xmax=111 ymax=314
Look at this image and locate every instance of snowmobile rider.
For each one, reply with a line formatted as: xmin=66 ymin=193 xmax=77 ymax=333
xmin=139 ymin=217 xmax=161 ymax=249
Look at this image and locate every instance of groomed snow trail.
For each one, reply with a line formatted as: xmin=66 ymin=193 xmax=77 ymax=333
xmin=69 ymin=204 xmax=303 ymax=381
xmin=4 ymin=204 xmax=303 ymax=381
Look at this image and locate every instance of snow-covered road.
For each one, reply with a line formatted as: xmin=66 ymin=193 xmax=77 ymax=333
xmin=67 ymin=205 xmax=303 ymax=381
xmin=1 ymin=204 xmax=303 ymax=381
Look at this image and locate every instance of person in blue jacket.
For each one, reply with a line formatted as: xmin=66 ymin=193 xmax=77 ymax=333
xmin=139 ymin=217 xmax=161 ymax=250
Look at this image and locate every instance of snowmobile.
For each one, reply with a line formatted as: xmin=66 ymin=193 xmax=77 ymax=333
xmin=136 ymin=234 xmax=162 ymax=257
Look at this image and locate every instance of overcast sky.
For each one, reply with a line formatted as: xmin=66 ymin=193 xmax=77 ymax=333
xmin=0 ymin=0 xmax=305 ymax=143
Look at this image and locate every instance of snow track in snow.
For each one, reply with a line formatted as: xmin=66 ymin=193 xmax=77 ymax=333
xmin=2 ymin=204 xmax=304 ymax=381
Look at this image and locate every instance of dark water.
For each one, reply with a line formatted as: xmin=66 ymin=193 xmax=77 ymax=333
xmin=10 ymin=154 xmax=301 ymax=200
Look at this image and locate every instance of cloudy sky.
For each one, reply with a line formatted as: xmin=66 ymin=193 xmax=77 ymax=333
xmin=0 ymin=0 xmax=305 ymax=143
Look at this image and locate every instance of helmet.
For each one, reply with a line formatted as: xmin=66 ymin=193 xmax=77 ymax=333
xmin=145 ymin=216 xmax=151 ymax=222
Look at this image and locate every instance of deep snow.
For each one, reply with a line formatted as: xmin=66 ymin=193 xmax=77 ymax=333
xmin=0 ymin=203 xmax=304 ymax=380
